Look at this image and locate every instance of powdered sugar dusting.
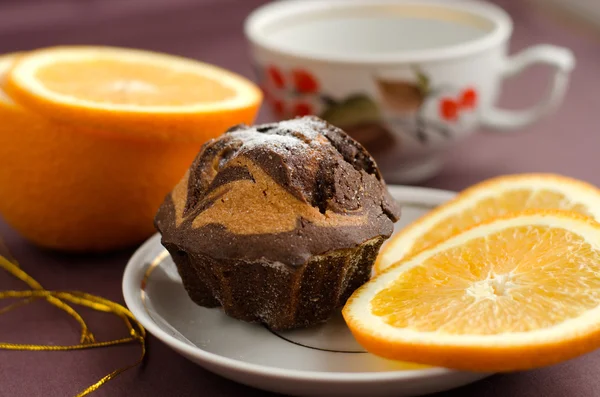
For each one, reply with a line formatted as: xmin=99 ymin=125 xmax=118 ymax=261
xmin=277 ymin=117 xmax=322 ymax=140
xmin=261 ymin=260 xmax=292 ymax=272
xmin=227 ymin=117 xmax=327 ymax=156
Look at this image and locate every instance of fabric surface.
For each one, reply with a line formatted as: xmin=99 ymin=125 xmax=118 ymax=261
xmin=1 ymin=0 xmax=600 ymax=395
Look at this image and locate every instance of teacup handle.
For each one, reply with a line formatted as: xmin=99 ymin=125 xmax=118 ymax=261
xmin=481 ymin=44 xmax=575 ymax=131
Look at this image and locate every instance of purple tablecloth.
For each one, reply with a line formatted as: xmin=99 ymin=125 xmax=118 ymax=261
xmin=2 ymin=0 xmax=600 ymax=395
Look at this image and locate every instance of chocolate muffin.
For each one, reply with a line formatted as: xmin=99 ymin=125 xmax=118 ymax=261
xmin=155 ymin=116 xmax=400 ymax=330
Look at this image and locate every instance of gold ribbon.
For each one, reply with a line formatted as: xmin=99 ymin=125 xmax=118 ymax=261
xmin=0 ymin=250 xmax=146 ymax=396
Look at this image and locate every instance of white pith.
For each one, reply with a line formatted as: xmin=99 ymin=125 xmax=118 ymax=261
xmin=0 ymin=54 xmax=16 ymax=105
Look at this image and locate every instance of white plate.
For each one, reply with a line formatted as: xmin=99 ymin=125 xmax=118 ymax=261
xmin=123 ymin=185 xmax=491 ymax=397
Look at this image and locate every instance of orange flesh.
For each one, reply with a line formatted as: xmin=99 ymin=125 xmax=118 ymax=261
xmin=35 ymin=59 xmax=236 ymax=106
xmin=409 ymin=189 xmax=593 ymax=256
xmin=373 ymin=225 xmax=600 ymax=334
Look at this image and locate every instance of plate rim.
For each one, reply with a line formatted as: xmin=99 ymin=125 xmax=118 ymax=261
xmin=122 ymin=184 xmax=470 ymax=382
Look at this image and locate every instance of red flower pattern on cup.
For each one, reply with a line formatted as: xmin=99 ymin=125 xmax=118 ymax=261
xmin=260 ymin=65 xmax=320 ymax=119
xmin=460 ymin=88 xmax=477 ymax=109
xmin=292 ymin=102 xmax=313 ymax=117
xmin=292 ymin=69 xmax=319 ymax=94
xmin=262 ymin=64 xmax=477 ymax=132
xmin=439 ymin=87 xmax=478 ymax=122
xmin=440 ymin=98 xmax=459 ymax=122
xmin=267 ymin=66 xmax=285 ymax=89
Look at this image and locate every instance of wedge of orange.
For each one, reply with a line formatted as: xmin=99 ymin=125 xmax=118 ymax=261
xmin=4 ymin=46 xmax=262 ymax=140
xmin=375 ymin=174 xmax=600 ymax=273
xmin=344 ymin=210 xmax=600 ymax=372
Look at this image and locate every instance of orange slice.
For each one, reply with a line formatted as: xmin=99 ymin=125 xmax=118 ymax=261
xmin=344 ymin=210 xmax=600 ymax=372
xmin=375 ymin=174 xmax=600 ymax=273
xmin=4 ymin=46 xmax=262 ymax=141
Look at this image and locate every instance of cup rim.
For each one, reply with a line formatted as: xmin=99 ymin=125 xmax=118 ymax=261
xmin=244 ymin=0 xmax=513 ymax=65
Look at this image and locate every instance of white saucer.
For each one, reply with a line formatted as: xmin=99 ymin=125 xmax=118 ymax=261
xmin=122 ymin=185 xmax=491 ymax=397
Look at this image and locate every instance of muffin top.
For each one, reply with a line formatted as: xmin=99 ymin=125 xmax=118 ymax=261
xmin=155 ymin=116 xmax=400 ymax=266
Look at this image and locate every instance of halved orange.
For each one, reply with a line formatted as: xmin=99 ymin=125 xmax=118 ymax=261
xmin=4 ymin=46 xmax=262 ymax=141
xmin=0 ymin=49 xmax=253 ymax=251
xmin=0 ymin=53 xmax=194 ymax=250
xmin=344 ymin=210 xmax=600 ymax=372
xmin=375 ymin=174 xmax=600 ymax=273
